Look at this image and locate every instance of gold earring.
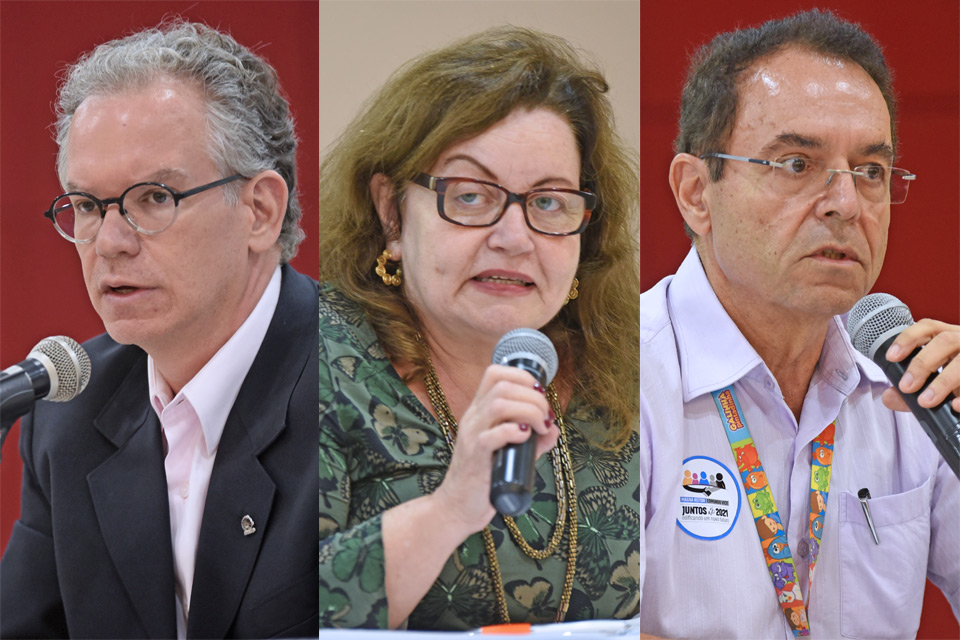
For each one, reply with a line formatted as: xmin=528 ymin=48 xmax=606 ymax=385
xmin=564 ymin=277 xmax=579 ymax=305
xmin=375 ymin=249 xmax=402 ymax=286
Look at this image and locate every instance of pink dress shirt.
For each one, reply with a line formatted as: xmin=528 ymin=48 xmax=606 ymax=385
xmin=148 ymin=267 xmax=281 ymax=639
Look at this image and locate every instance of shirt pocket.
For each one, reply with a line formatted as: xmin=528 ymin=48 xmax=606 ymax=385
xmin=838 ymin=476 xmax=933 ymax=639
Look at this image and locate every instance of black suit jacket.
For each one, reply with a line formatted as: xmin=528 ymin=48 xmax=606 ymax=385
xmin=1 ymin=264 xmax=319 ymax=638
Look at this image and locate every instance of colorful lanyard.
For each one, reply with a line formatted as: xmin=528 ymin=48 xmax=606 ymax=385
xmin=712 ymin=386 xmax=835 ymax=638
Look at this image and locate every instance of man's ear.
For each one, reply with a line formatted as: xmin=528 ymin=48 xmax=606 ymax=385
xmin=370 ymin=172 xmax=402 ymax=259
xmin=669 ymin=153 xmax=712 ymax=237
xmin=244 ymin=169 xmax=288 ymax=254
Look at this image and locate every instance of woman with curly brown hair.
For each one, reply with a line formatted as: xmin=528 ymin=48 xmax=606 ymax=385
xmin=319 ymin=26 xmax=640 ymax=630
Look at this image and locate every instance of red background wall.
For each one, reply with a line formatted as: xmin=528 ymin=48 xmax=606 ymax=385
xmin=641 ymin=1 xmax=959 ymax=636
xmin=0 ymin=0 xmax=318 ymax=553
xmin=2 ymin=0 xmax=956 ymax=633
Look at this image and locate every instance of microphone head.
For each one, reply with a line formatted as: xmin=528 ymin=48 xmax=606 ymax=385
xmin=492 ymin=328 xmax=559 ymax=386
xmin=28 ymin=336 xmax=91 ymax=402
xmin=846 ymin=293 xmax=915 ymax=360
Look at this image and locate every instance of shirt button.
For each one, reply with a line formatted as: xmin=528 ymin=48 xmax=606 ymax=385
xmin=180 ymin=486 xmax=189 ymax=499
xmin=798 ymin=539 xmax=809 ymax=558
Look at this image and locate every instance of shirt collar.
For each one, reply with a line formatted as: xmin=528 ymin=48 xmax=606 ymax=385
xmin=668 ymin=248 xmax=764 ymax=402
xmin=148 ymin=266 xmax=282 ymax=454
xmin=667 ymin=248 xmax=883 ymax=402
xmin=835 ymin=311 xmax=892 ymax=387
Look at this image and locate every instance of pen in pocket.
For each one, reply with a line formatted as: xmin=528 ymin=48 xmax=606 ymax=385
xmin=858 ymin=487 xmax=880 ymax=545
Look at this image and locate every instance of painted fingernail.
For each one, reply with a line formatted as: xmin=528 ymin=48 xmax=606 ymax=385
xmin=533 ymin=382 xmax=545 ymax=394
xmin=920 ymin=389 xmax=935 ymax=404
xmin=519 ymin=423 xmax=530 ymax=432
xmin=544 ymin=418 xmax=555 ymax=430
xmin=900 ymin=372 xmax=914 ymax=390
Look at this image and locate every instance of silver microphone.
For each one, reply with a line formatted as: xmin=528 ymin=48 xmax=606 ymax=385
xmin=847 ymin=294 xmax=960 ymax=478
xmin=1 ymin=336 xmax=92 ymax=459
xmin=490 ymin=328 xmax=559 ymax=516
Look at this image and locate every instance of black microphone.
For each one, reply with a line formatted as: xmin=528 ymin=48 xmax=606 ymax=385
xmin=490 ymin=328 xmax=559 ymax=516
xmin=846 ymin=293 xmax=960 ymax=479
xmin=1 ymin=336 xmax=92 ymax=460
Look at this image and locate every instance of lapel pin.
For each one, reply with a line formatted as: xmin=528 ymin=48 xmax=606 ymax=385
xmin=241 ymin=515 xmax=256 ymax=536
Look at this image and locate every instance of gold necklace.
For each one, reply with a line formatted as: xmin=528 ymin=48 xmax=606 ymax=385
xmin=421 ymin=348 xmax=578 ymax=623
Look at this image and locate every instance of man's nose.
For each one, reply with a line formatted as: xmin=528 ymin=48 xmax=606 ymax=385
xmin=93 ymin=203 xmax=140 ymax=257
xmin=819 ymin=169 xmax=862 ymax=221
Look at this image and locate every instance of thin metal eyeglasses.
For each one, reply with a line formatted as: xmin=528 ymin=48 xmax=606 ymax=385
xmin=44 ymin=174 xmax=245 ymax=243
xmin=700 ymin=153 xmax=916 ymax=205
xmin=411 ymin=173 xmax=596 ymax=236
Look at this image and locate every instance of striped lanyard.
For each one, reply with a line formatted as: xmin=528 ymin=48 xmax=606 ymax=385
xmin=712 ymin=386 xmax=835 ymax=638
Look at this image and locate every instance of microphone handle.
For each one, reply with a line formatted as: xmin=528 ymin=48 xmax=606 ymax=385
xmin=1 ymin=358 xmax=49 ymax=421
xmin=490 ymin=435 xmax=538 ymax=517
xmin=0 ymin=362 xmax=48 ymax=461
xmin=490 ymin=358 xmax=545 ymax=517
xmin=873 ymin=334 xmax=960 ymax=479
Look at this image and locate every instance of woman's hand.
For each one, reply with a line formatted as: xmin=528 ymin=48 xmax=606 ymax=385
xmin=430 ymin=364 xmax=559 ymax=537
xmin=882 ymin=318 xmax=960 ymax=413
xmin=382 ymin=364 xmax=559 ymax=627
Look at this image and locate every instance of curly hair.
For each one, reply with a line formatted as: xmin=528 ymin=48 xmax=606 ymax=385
xmin=675 ymin=9 xmax=897 ymax=238
xmin=318 ymin=26 xmax=639 ymax=449
xmin=54 ymin=20 xmax=304 ymax=262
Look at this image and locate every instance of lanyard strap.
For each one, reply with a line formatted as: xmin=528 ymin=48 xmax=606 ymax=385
xmin=712 ymin=387 xmax=835 ymax=637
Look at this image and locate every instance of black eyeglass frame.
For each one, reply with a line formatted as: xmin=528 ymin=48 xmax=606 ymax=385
xmin=412 ymin=173 xmax=596 ymax=237
xmin=43 ymin=173 xmax=245 ymax=243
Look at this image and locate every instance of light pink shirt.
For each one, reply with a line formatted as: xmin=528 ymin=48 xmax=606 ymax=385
xmin=638 ymin=249 xmax=959 ymax=638
xmin=148 ymin=266 xmax=281 ymax=639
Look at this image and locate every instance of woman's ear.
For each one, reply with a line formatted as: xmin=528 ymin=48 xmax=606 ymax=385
xmin=669 ymin=153 xmax=712 ymax=237
xmin=370 ymin=172 xmax=402 ymax=259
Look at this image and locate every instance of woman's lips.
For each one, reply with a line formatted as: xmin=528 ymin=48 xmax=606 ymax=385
xmin=473 ymin=274 xmax=532 ymax=286
xmin=471 ymin=272 xmax=535 ymax=295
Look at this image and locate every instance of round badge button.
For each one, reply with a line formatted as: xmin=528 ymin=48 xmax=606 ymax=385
xmin=677 ymin=455 xmax=742 ymax=540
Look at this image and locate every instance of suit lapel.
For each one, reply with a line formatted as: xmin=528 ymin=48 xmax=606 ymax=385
xmin=88 ymin=358 xmax=178 ymax=639
xmin=187 ymin=266 xmax=314 ymax=638
xmin=186 ymin=411 xmax=279 ymax=638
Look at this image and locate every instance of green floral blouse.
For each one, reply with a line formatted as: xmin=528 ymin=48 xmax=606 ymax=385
xmin=319 ymin=285 xmax=641 ymax=629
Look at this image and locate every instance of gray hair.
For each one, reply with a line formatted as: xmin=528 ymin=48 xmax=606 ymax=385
xmin=55 ymin=20 xmax=303 ymax=262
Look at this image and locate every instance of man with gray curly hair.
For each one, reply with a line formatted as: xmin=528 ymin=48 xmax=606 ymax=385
xmin=1 ymin=21 xmax=318 ymax=638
